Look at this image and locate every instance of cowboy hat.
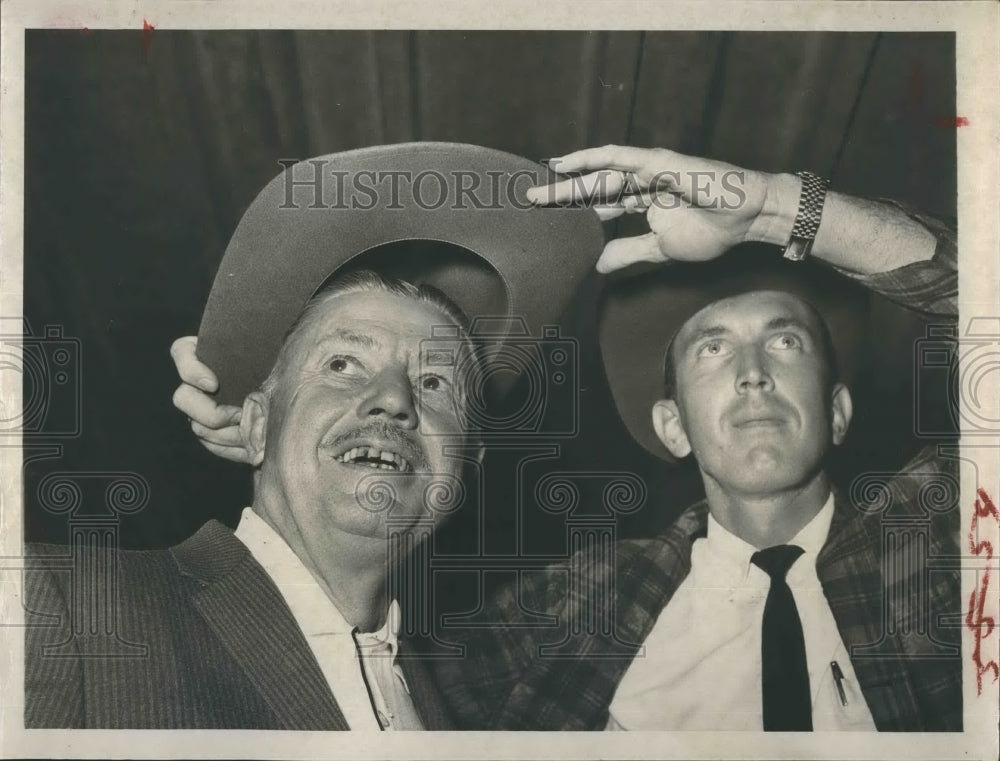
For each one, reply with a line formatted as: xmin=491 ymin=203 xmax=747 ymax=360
xmin=197 ymin=142 xmax=604 ymax=406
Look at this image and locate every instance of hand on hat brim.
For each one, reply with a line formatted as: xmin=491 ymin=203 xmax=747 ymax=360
xmin=170 ymin=336 xmax=218 ymax=392
xmin=592 ymin=191 xmax=658 ymax=221
xmin=172 ymin=335 xmax=248 ymax=463
xmin=543 ymin=144 xmax=659 ymax=176
xmin=529 ymin=144 xmax=770 ymax=275
xmin=172 ymin=382 xmax=241 ymax=430
xmin=530 ymin=145 xmax=667 ymax=205
xmin=594 ymin=197 xmax=756 ymax=273
xmin=175 ymin=385 xmax=250 ymax=464
xmin=528 ymin=145 xmax=741 ymax=205
xmin=189 ymin=419 xmax=245 ymax=449
xmin=195 ymin=438 xmax=255 ymax=465
xmin=597 ymin=233 xmax=672 ymax=274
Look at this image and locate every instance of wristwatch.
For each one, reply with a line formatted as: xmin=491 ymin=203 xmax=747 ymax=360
xmin=783 ymin=171 xmax=830 ymax=262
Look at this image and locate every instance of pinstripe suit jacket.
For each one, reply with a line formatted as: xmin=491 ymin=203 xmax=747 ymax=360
xmin=24 ymin=520 xmax=453 ymax=729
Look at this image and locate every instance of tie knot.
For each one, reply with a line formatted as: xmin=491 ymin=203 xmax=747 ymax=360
xmin=751 ymin=544 xmax=805 ymax=580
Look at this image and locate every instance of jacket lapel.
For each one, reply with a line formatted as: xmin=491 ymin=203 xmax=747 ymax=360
xmin=171 ymin=521 xmax=349 ymax=730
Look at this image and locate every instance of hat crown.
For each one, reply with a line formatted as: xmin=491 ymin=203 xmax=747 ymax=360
xmin=198 ymin=142 xmax=604 ymax=405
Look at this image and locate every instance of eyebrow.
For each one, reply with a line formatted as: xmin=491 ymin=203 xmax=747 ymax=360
xmin=683 ymin=325 xmax=731 ymax=346
xmin=765 ymin=316 xmax=811 ymax=332
xmin=682 ymin=316 xmax=813 ymax=349
xmin=317 ymin=328 xmax=380 ymax=350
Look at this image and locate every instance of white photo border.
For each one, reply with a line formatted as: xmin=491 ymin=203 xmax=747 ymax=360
xmin=1 ymin=2 xmax=997 ymax=759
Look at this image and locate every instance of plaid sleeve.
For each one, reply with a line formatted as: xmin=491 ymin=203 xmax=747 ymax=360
xmin=884 ymin=444 xmax=963 ymax=730
xmin=829 ymin=201 xmax=963 ymax=728
xmin=431 ymin=574 xmax=547 ymax=729
xmin=432 ymin=522 xmax=700 ymax=730
xmin=829 ymin=199 xmax=957 ymax=319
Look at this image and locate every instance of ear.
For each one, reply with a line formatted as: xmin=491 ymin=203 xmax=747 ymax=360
xmin=241 ymin=392 xmax=270 ymax=467
xmin=652 ymin=399 xmax=692 ymax=458
xmin=829 ymin=382 xmax=853 ymax=446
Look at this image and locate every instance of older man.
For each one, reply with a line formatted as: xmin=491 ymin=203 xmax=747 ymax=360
xmin=23 ymin=143 xmax=602 ymax=729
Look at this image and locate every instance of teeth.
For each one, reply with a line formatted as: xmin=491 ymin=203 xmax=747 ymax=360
xmin=334 ymin=446 xmax=410 ymax=472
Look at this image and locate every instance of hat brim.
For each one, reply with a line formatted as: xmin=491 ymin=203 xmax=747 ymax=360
xmin=197 ymin=142 xmax=604 ymax=405
xmin=598 ymin=246 xmax=869 ymax=461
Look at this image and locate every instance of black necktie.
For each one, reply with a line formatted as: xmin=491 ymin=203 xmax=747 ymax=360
xmin=751 ymin=544 xmax=813 ymax=731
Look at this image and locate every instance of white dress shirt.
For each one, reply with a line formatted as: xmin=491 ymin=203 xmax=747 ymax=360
xmin=234 ymin=508 xmax=423 ymax=730
xmin=607 ymin=494 xmax=876 ymax=731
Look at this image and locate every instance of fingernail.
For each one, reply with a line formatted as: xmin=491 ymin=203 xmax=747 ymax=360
xmin=525 ymin=187 xmax=540 ymax=203
xmin=231 ymin=410 xmax=243 ymax=424
xmin=196 ymin=376 xmax=213 ymax=390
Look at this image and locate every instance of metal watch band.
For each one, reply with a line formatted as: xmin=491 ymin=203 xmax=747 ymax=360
xmin=783 ymin=171 xmax=830 ymax=262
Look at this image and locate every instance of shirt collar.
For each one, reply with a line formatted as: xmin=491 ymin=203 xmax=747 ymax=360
xmin=703 ymin=492 xmax=835 ymax=581
xmin=233 ymin=507 xmax=401 ymax=643
xmin=355 ymin=600 xmax=402 ymax=659
xmin=789 ymin=492 xmax=836 ymax=557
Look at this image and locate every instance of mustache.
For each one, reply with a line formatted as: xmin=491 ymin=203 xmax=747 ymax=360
xmin=324 ymin=421 xmax=430 ymax=471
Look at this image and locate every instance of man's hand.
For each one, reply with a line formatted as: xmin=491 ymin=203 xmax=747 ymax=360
xmin=169 ymin=336 xmax=250 ymax=464
xmin=527 ymin=145 xmax=775 ymax=274
xmin=528 ymin=144 xmax=938 ymax=281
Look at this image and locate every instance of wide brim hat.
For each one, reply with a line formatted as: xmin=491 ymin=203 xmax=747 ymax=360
xmin=197 ymin=142 xmax=604 ymax=406
xmin=598 ymin=246 xmax=869 ymax=461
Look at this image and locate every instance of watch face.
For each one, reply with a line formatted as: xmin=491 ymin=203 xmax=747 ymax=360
xmin=783 ymin=237 xmax=812 ymax=262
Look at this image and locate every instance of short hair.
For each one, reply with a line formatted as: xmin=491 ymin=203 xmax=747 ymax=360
xmin=260 ymin=270 xmax=482 ymax=422
xmin=662 ymin=293 xmax=840 ymax=399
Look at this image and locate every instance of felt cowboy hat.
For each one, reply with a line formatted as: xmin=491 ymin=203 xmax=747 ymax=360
xmin=597 ymin=245 xmax=870 ymax=461
xmin=197 ymin=142 xmax=604 ymax=406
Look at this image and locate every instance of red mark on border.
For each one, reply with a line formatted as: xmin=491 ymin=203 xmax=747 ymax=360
xmin=141 ymin=20 xmax=155 ymax=61
xmin=966 ymin=488 xmax=999 ymax=696
xmin=936 ymin=116 xmax=970 ymax=129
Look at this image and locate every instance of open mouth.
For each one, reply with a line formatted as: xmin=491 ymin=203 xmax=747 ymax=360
xmin=333 ymin=446 xmax=412 ymax=473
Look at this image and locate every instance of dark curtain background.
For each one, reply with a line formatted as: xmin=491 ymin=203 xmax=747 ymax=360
xmin=23 ymin=31 xmax=955 ymax=568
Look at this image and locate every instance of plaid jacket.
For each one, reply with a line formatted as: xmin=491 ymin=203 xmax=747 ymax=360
xmin=435 ymin=205 xmax=962 ymax=731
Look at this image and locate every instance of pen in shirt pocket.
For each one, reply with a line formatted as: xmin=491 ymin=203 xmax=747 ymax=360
xmin=831 ymin=660 xmax=848 ymax=706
